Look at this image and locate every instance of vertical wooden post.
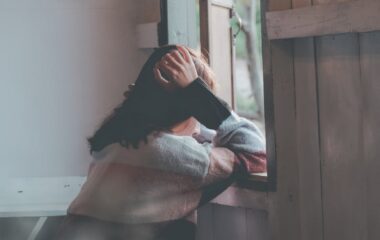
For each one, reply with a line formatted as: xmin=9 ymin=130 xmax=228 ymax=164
xmin=264 ymin=0 xmax=300 ymax=239
xmin=292 ymin=0 xmax=324 ymax=239
xmin=314 ymin=1 xmax=368 ymax=240
xmin=360 ymin=32 xmax=380 ymax=240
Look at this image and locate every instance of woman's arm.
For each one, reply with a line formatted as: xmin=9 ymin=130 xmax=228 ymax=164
xmin=153 ymin=46 xmax=266 ymax=206
xmin=151 ymin=78 xmax=266 ymax=208
xmin=181 ymin=77 xmax=267 ymax=174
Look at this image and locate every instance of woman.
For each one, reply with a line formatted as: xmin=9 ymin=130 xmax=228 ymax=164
xmin=55 ymin=45 xmax=266 ymax=240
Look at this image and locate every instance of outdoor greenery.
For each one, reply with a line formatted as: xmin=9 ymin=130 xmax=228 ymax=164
xmin=233 ymin=0 xmax=262 ymax=60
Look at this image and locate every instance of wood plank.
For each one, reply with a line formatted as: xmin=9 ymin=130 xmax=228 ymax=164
xmin=360 ymin=31 xmax=380 ymax=240
xmin=196 ymin=204 xmax=214 ymax=240
xmin=292 ymin=0 xmax=324 ymax=239
xmin=266 ymin=0 xmax=380 ymax=39
xmin=264 ymin=0 xmax=300 ymax=239
xmin=268 ymin=37 xmax=299 ymax=240
xmin=294 ymin=37 xmax=324 ymax=240
xmin=246 ymin=209 xmax=270 ymax=240
xmin=213 ymin=205 xmax=247 ymax=240
xmin=316 ymin=33 xmax=368 ymax=240
xmin=261 ymin=0 xmax=276 ymax=191
xmin=200 ymin=0 xmax=211 ymax=59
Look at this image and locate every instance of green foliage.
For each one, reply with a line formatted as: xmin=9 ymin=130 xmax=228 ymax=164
xmin=236 ymin=92 xmax=257 ymax=115
xmin=232 ymin=0 xmax=262 ymax=59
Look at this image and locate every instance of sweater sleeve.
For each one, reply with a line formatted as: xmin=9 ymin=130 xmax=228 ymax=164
xmin=179 ymin=77 xmax=232 ymax=130
xmin=180 ymin=77 xmax=267 ymax=176
xmin=149 ymin=78 xmax=267 ymax=209
xmin=151 ymin=110 xmax=266 ymax=208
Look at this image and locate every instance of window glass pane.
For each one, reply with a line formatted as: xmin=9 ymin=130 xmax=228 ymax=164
xmin=233 ymin=0 xmax=265 ymax=134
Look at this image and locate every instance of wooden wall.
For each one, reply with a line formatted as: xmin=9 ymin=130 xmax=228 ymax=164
xmin=267 ymin=0 xmax=380 ymax=240
xmin=196 ymin=204 xmax=269 ymax=240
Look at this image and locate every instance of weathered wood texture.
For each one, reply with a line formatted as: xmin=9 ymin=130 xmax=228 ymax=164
xmin=292 ymin=0 xmax=324 ymax=239
xmin=267 ymin=0 xmax=380 ymax=39
xmin=213 ymin=205 xmax=247 ymax=240
xmin=196 ymin=204 xmax=214 ymax=240
xmin=267 ymin=38 xmax=299 ymax=240
xmin=196 ymin=204 xmax=270 ymax=240
xmin=313 ymin=1 xmax=367 ymax=240
xmin=203 ymin=0 xmax=380 ymax=239
xmin=268 ymin=0 xmax=380 ymax=239
xmin=317 ymin=33 xmax=368 ymax=240
xmin=246 ymin=209 xmax=270 ymax=240
xmin=265 ymin=0 xmax=300 ymax=239
xmin=360 ymin=32 xmax=380 ymax=240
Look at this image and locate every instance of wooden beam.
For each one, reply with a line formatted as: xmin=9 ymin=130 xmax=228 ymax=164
xmin=266 ymin=0 xmax=380 ymax=39
xmin=292 ymin=0 xmax=324 ymax=239
xmin=264 ymin=0 xmax=300 ymax=238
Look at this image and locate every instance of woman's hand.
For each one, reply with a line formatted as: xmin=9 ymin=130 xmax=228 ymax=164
xmin=153 ymin=46 xmax=198 ymax=91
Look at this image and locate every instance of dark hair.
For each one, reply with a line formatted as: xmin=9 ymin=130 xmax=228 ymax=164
xmin=87 ymin=45 xmax=216 ymax=153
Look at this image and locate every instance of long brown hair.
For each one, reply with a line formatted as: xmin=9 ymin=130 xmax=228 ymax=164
xmin=87 ymin=45 xmax=217 ymax=152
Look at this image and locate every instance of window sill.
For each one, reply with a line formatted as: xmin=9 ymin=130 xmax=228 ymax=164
xmin=247 ymin=172 xmax=268 ymax=182
xmin=209 ymin=172 xmax=269 ymax=210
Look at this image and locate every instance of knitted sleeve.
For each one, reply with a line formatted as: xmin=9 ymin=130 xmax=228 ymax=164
xmin=141 ymin=78 xmax=267 ymax=209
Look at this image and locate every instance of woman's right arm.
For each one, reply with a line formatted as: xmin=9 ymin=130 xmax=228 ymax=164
xmin=153 ymin=77 xmax=267 ymax=207
xmin=183 ymin=78 xmax=267 ymax=204
xmin=181 ymin=77 xmax=267 ymax=174
xmin=154 ymin=46 xmax=266 ymax=205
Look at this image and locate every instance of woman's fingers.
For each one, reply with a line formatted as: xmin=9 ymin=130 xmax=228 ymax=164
xmin=177 ymin=46 xmax=191 ymax=63
xmin=154 ymin=47 xmax=198 ymax=88
xmin=153 ymin=66 xmax=176 ymax=91
xmin=158 ymin=60 xmax=177 ymax=78
xmin=171 ymin=50 xmax=185 ymax=64
xmin=164 ymin=53 xmax=182 ymax=69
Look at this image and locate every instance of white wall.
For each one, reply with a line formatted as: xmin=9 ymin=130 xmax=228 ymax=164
xmin=0 ymin=0 xmax=153 ymax=177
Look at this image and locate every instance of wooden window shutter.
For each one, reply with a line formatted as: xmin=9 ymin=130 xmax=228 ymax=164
xmin=200 ymin=0 xmax=236 ymax=109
